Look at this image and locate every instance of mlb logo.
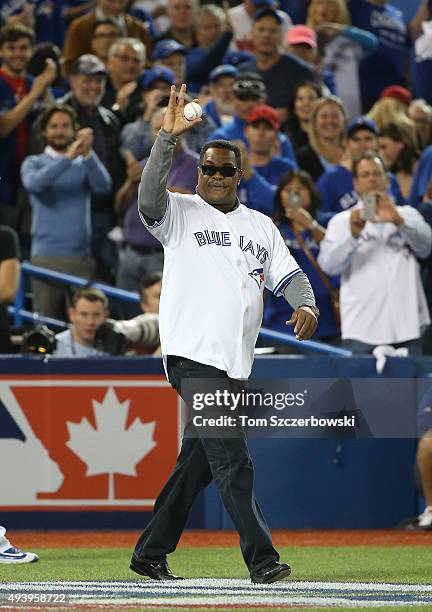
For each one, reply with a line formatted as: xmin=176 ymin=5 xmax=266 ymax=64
xmin=0 ymin=377 xmax=180 ymax=510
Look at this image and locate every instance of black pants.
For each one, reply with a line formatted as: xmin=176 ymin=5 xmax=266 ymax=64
xmin=133 ymin=356 xmax=278 ymax=573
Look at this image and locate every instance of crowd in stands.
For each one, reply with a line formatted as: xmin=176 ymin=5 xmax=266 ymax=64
xmin=2 ymin=0 xmax=432 ymax=357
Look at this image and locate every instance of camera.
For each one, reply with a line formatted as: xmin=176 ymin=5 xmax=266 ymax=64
xmin=21 ymin=324 xmax=57 ymax=354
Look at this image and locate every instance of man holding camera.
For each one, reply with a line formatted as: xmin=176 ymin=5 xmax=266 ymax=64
xmin=53 ymin=287 xmax=160 ymax=357
xmin=318 ymin=152 xmax=432 ymax=354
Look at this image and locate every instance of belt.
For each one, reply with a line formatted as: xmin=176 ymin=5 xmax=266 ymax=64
xmin=129 ymin=244 xmax=163 ymax=255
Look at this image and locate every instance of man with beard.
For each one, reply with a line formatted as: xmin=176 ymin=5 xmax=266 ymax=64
xmin=20 ymin=104 xmax=111 ymax=320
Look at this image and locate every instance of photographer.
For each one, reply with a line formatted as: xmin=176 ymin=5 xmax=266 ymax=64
xmin=53 ymin=287 xmax=159 ymax=356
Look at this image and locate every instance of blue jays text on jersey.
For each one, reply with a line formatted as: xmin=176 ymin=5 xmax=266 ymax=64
xmin=194 ymin=230 xmax=269 ymax=264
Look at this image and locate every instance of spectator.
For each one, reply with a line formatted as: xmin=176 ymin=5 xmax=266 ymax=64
xmin=317 ymin=115 xmax=404 ymax=225
xmin=410 ymin=143 xmax=432 ymax=207
xmin=378 ymin=123 xmax=419 ymax=201
xmin=264 ymin=170 xmax=340 ymax=342
xmin=185 ymin=3 xmax=233 ymax=93
xmin=152 ymin=38 xmax=187 ymax=86
xmin=296 ymin=95 xmax=348 ymax=181
xmin=210 ymin=72 xmax=296 ymax=162
xmin=0 ymin=24 xmax=56 ymax=231
xmin=89 ymin=18 xmax=121 ymax=64
xmin=306 ymin=0 xmax=378 ymax=118
xmin=203 ymin=64 xmax=238 ymax=128
xmin=57 ymin=54 xmax=125 ymax=282
xmin=318 ymin=152 xmax=431 ymax=354
xmin=20 ymin=104 xmax=112 ymax=319
xmin=0 ymin=226 xmax=20 ymax=353
xmin=367 ymin=85 xmax=417 ymax=144
xmin=284 ymin=25 xmax=336 ymax=96
xmin=0 ymin=525 xmax=37 ymax=564
xmin=409 ymin=99 xmax=432 ymax=151
xmin=155 ymin=0 xmax=197 ymax=48
xmin=284 ymin=80 xmax=323 ymax=153
xmin=53 ymin=286 xmax=160 ymax=356
xmin=0 ymin=0 xmax=64 ymax=46
xmin=102 ymin=37 xmax=146 ymax=124
xmin=116 ymin=106 xmax=198 ymax=310
xmin=238 ymin=8 xmax=319 ymax=122
xmin=139 ymin=271 xmax=162 ymax=315
xmin=347 ymin=0 xmax=408 ymax=111
xmin=63 ymin=0 xmax=152 ymax=74
xmin=121 ymin=66 xmax=215 ymax=157
xmin=237 ymin=104 xmax=297 ymax=215
xmin=229 ymin=0 xmax=291 ymax=52
xmin=54 ymin=287 xmax=108 ymax=356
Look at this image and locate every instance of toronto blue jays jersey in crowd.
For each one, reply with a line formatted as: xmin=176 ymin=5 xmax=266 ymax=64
xmin=348 ymin=0 xmax=408 ymax=100
xmin=263 ymin=223 xmax=339 ymax=339
xmin=0 ymin=0 xmax=65 ymax=45
xmin=316 ymin=165 xmax=406 ymax=226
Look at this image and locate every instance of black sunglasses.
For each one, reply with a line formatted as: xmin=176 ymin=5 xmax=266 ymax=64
xmin=200 ymin=164 xmax=238 ymax=177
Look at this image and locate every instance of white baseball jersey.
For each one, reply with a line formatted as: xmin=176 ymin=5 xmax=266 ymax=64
xmin=318 ymin=203 xmax=431 ymax=345
xmin=140 ymin=192 xmax=301 ymax=379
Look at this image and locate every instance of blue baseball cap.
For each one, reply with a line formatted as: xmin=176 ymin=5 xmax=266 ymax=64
xmin=347 ymin=116 xmax=378 ymax=138
xmin=253 ymin=7 xmax=283 ymax=23
xmin=152 ymin=39 xmax=187 ymax=61
xmin=138 ymin=66 xmax=175 ymax=90
xmin=253 ymin=0 xmax=277 ymax=5
xmin=222 ymin=50 xmax=255 ymax=67
xmin=209 ymin=64 xmax=238 ymax=83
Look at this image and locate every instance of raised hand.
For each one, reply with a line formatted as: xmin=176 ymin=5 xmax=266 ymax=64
xmin=161 ymin=84 xmax=202 ymax=136
xmin=31 ymin=58 xmax=57 ymax=98
xmin=124 ymin=150 xmax=142 ymax=184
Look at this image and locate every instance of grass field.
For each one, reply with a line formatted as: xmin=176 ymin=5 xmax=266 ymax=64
xmin=1 ymin=545 xmax=432 ymax=610
xmin=2 ymin=546 xmax=432 ymax=583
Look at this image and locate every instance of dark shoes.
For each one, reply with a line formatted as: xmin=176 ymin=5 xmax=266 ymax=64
xmin=250 ymin=560 xmax=292 ymax=584
xmin=130 ymin=555 xmax=184 ymax=580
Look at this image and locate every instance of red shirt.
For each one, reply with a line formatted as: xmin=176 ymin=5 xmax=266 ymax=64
xmin=0 ymin=68 xmax=30 ymax=163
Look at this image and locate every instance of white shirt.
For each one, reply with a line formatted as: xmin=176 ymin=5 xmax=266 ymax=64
xmin=318 ymin=203 xmax=432 ymax=345
xmin=140 ymin=192 xmax=301 ymax=379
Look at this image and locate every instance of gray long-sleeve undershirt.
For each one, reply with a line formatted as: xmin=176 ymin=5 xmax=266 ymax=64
xmin=138 ymin=129 xmax=177 ymax=221
xmin=138 ymin=129 xmax=316 ymax=312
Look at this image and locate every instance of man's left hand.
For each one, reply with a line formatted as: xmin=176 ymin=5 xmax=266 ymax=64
xmin=374 ymin=193 xmax=404 ymax=225
xmin=286 ymin=306 xmax=318 ymax=340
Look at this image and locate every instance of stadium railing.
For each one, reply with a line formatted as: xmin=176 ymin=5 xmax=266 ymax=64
xmin=10 ymin=262 xmax=352 ymax=357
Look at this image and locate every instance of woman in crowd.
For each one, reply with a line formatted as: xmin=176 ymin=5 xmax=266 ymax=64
xmin=284 ymin=80 xmax=323 ymax=153
xmin=263 ymin=170 xmax=340 ymax=344
xmin=306 ymin=0 xmax=378 ymax=118
xmin=296 ymin=95 xmax=348 ymax=181
xmin=409 ymin=99 xmax=432 ymax=151
xmin=368 ymin=86 xmax=417 ymax=145
xmin=378 ymin=123 xmax=420 ymax=201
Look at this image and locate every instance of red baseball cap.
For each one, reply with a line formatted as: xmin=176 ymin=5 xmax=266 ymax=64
xmin=286 ymin=25 xmax=317 ymax=49
xmin=246 ymin=105 xmax=281 ymax=130
xmin=379 ymin=85 xmax=412 ymax=106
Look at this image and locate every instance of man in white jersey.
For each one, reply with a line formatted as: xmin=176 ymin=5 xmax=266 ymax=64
xmin=130 ymin=84 xmax=319 ymax=583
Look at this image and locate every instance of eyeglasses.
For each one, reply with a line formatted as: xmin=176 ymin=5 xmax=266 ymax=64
xmin=113 ymin=54 xmax=142 ymax=64
xmin=200 ymin=164 xmax=238 ymax=177
xmin=93 ymin=32 xmax=119 ymax=39
xmin=357 ymin=171 xmax=385 ymax=179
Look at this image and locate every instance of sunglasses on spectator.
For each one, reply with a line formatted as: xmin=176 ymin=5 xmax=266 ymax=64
xmin=200 ymin=165 xmax=238 ymax=177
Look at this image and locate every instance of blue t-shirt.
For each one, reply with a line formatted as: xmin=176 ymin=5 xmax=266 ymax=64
xmin=0 ymin=0 xmax=65 ymax=45
xmin=238 ymin=156 xmax=296 ymax=215
xmin=263 ymin=222 xmax=340 ymax=339
xmin=317 ymin=165 xmax=405 ymax=226
xmin=348 ymin=0 xmax=408 ymax=102
xmin=210 ymin=116 xmax=297 ymax=164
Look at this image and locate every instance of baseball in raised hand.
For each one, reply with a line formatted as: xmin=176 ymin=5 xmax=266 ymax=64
xmin=161 ymin=84 xmax=202 ymax=136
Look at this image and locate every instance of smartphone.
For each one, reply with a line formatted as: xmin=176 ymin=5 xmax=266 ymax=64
xmin=288 ymin=191 xmax=302 ymax=208
xmin=362 ymin=193 xmax=376 ymax=221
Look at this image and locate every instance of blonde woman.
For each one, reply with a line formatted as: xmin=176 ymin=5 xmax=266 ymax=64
xmin=297 ymin=95 xmax=348 ymax=181
xmin=368 ymin=87 xmax=418 ymax=146
xmin=307 ymin=0 xmax=378 ymax=118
